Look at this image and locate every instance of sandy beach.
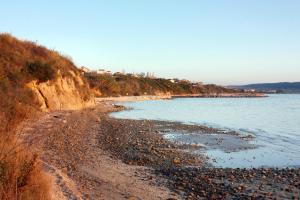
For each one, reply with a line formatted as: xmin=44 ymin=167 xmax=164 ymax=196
xmin=18 ymin=100 xmax=300 ymax=199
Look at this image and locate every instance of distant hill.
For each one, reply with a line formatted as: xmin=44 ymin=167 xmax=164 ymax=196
xmin=232 ymin=82 xmax=300 ymax=93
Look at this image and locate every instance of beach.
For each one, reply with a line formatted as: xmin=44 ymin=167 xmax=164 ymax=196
xmin=96 ymin=93 xmax=267 ymax=103
xmin=3 ymin=2 xmax=300 ymax=199
xmin=17 ymin=99 xmax=300 ymax=199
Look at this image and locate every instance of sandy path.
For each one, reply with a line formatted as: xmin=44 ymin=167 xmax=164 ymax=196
xmin=19 ymin=104 xmax=179 ymax=200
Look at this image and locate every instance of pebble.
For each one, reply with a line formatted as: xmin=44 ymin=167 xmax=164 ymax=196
xmin=173 ymin=157 xmax=181 ymax=165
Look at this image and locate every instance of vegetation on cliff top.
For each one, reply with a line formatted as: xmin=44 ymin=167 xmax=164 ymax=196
xmin=85 ymin=73 xmax=237 ymax=97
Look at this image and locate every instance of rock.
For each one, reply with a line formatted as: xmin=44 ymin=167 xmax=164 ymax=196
xmin=27 ymin=72 xmax=95 ymax=111
xmin=173 ymin=157 xmax=181 ymax=165
xmin=128 ymin=197 xmax=138 ymax=200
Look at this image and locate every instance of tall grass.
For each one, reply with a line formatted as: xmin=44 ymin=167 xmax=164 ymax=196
xmin=0 ymin=119 xmax=50 ymax=200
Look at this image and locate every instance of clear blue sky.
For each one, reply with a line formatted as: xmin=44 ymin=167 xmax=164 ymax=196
xmin=1 ymin=0 xmax=300 ymax=85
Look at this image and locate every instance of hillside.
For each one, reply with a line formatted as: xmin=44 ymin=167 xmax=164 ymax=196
xmin=232 ymin=82 xmax=300 ymax=93
xmin=85 ymin=73 xmax=237 ymax=97
xmin=0 ymin=33 xmax=95 ymax=126
xmin=0 ymin=34 xmax=94 ymax=199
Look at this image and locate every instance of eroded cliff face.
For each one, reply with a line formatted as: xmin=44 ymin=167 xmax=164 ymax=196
xmin=27 ymin=71 xmax=95 ymax=111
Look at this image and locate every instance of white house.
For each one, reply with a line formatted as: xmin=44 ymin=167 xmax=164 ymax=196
xmin=80 ymin=66 xmax=91 ymax=73
xmin=91 ymin=69 xmax=112 ymax=75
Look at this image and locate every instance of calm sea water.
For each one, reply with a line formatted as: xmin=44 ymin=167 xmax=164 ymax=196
xmin=111 ymin=94 xmax=300 ymax=168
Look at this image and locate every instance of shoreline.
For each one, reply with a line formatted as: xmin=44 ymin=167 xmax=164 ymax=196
xmin=96 ymin=95 xmax=172 ymax=102
xmin=96 ymin=92 xmax=267 ymax=102
xmin=20 ymin=101 xmax=300 ymax=199
xmin=100 ymin=104 xmax=300 ymax=199
xmin=172 ymin=92 xmax=267 ymax=98
xmin=110 ymin=102 xmax=300 ymax=169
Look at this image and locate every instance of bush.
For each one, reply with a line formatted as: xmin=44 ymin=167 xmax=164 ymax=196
xmin=25 ymin=61 xmax=56 ymax=83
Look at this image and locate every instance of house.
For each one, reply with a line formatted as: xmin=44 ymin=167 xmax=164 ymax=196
xmin=90 ymin=69 xmax=112 ymax=75
xmin=79 ymin=66 xmax=91 ymax=73
xmin=146 ymin=72 xmax=155 ymax=78
xmin=180 ymin=79 xmax=191 ymax=83
xmin=192 ymin=82 xmax=203 ymax=87
xmin=95 ymin=69 xmax=106 ymax=74
xmin=127 ymin=73 xmax=139 ymax=78
xmin=138 ymin=72 xmax=146 ymax=78
xmin=113 ymin=72 xmax=123 ymax=76
xmin=243 ymin=89 xmax=256 ymax=93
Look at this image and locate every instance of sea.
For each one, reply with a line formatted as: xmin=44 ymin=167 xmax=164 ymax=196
xmin=111 ymin=94 xmax=300 ymax=168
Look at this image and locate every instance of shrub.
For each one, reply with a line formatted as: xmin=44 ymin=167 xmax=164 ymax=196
xmin=25 ymin=61 xmax=56 ymax=83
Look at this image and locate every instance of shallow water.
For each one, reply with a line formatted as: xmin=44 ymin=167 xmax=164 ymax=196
xmin=111 ymin=94 xmax=300 ymax=168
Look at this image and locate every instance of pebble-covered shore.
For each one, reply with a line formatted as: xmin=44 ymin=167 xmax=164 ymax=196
xmin=101 ymin=107 xmax=300 ymax=199
xmin=21 ymin=102 xmax=300 ymax=199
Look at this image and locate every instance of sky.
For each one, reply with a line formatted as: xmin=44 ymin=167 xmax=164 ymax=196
xmin=1 ymin=0 xmax=300 ymax=85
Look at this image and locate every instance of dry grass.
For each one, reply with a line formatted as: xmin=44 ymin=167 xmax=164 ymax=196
xmin=0 ymin=126 xmax=50 ymax=200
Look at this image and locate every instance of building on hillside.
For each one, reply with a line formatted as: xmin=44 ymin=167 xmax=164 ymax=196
xmin=80 ymin=66 xmax=91 ymax=73
xmin=90 ymin=69 xmax=112 ymax=75
xmin=243 ymin=89 xmax=256 ymax=92
xmin=113 ymin=72 xmax=124 ymax=76
xmin=95 ymin=69 xmax=105 ymax=74
xmin=192 ymin=82 xmax=203 ymax=87
xmin=84 ymin=68 xmax=112 ymax=76
xmin=180 ymin=79 xmax=191 ymax=83
xmin=171 ymin=78 xmax=180 ymax=83
xmin=127 ymin=73 xmax=139 ymax=78
xmin=105 ymin=70 xmax=112 ymax=75
xmin=95 ymin=69 xmax=106 ymax=74
xmin=146 ymin=72 xmax=155 ymax=78
xmin=139 ymin=72 xmax=146 ymax=77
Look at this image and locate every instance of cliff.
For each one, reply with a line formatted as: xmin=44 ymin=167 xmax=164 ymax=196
xmin=0 ymin=33 xmax=95 ymax=128
xmin=0 ymin=34 xmax=96 ymax=199
xmin=27 ymin=71 xmax=95 ymax=111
